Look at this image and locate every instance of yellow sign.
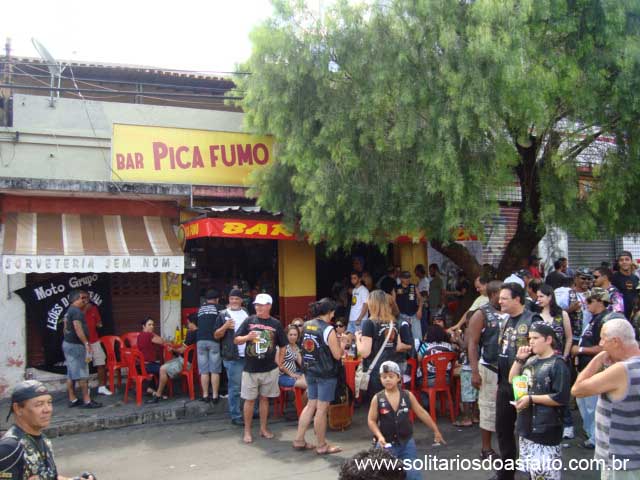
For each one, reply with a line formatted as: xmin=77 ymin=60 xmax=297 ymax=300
xmin=111 ymin=124 xmax=274 ymax=186
xmin=162 ymin=272 xmax=182 ymax=301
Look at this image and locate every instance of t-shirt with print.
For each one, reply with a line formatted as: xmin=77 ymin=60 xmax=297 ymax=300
xmin=63 ymin=305 xmax=89 ymax=344
xmin=349 ymin=285 xmax=369 ymax=323
xmin=418 ymin=341 xmax=454 ymax=375
xmin=196 ymin=303 xmax=220 ymax=342
xmin=611 ymin=272 xmax=638 ymax=319
xmin=214 ymin=308 xmax=249 ymax=357
xmin=236 ymin=315 xmax=287 ymax=373
xmin=361 ymin=319 xmax=399 ymax=372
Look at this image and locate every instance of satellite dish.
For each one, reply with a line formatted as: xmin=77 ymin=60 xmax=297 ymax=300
xmin=31 ymin=38 xmax=64 ymax=106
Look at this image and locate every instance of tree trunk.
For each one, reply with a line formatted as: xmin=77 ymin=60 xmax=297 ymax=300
xmin=496 ymin=137 xmax=545 ymax=279
xmin=430 ymin=239 xmax=482 ymax=279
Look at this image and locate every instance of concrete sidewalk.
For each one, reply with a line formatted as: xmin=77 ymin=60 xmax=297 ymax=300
xmin=0 ymin=386 xmax=227 ymax=438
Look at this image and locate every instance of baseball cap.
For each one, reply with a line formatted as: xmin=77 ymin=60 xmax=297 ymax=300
xmin=6 ymin=380 xmax=50 ymax=420
xmin=228 ymin=288 xmax=243 ymax=298
xmin=504 ymin=274 xmax=525 ymax=288
xmin=576 ymin=267 xmax=594 ymax=279
xmin=587 ymin=287 xmax=610 ymax=303
xmin=253 ymin=293 xmax=273 ymax=305
xmin=400 ymin=271 xmax=411 ymax=279
xmin=379 ymin=361 xmax=401 ymax=376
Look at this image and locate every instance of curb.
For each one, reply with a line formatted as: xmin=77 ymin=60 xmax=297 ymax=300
xmin=43 ymin=400 xmax=227 ymax=438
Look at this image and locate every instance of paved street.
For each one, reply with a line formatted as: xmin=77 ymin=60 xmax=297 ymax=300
xmin=53 ymin=407 xmax=599 ymax=480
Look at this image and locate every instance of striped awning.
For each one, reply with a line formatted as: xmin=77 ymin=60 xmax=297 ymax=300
xmin=1 ymin=213 xmax=184 ymax=274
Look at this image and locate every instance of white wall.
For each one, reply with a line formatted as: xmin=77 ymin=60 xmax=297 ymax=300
xmin=0 ymin=225 xmax=27 ymax=397
xmin=0 ymin=94 xmax=244 ymax=181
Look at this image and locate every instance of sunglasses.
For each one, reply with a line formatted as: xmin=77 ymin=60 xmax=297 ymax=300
xmin=335 ymin=324 xmax=345 ymax=328
xmin=293 ymin=323 xmax=303 ymax=327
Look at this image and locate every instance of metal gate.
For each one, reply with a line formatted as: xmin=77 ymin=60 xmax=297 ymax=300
xmin=567 ymin=233 xmax=617 ymax=270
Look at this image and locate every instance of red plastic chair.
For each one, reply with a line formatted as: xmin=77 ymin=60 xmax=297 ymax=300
xmin=274 ymin=386 xmax=304 ymax=417
xmin=419 ymin=352 xmax=457 ymax=422
xmin=166 ymin=344 xmax=197 ymax=400
xmin=121 ymin=332 xmax=139 ymax=349
xmin=99 ymin=335 xmax=126 ymax=393
xmin=123 ymin=348 xmax=154 ymax=406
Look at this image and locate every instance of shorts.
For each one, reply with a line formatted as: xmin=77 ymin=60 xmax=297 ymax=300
xmin=306 ymin=374 xmax=337 ymax=403
xmin=241 ymin=368 xmax=280 ymax=400
xmin=197 ymin=340 xmax=222 ymax=374
xmin=62 ymin=341 xmax=89 ymax=381
xmin=90 ymin=341 xmax=106 ymax=367
xmin=278 ymin=374 xmax=297 ymax=388
xmin=478 ymin=364 xmax=498 ymax=432
xmin=145 ymin=362 xmax=161 ymax=375
xmin=460 ymin=368 xmax=478 ymax=403
xmin=164 ymin=357 xmax=189 ymax=379
xmin=519 ymin=436 xmax=562 ymax=480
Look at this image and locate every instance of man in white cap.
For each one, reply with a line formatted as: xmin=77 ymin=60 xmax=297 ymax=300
xmin=234 ymin=293 xmax=287 ymax=443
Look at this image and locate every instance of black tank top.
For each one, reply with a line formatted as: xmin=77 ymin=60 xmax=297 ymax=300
xmin=395 ymin=284 xmax=419 ymax=315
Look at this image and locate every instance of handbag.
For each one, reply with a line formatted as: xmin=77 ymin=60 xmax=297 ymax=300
xmin=328 ymin=385 xmax=352 ymax=431
xmin=354 ymin=322 xmax=394 ymax=398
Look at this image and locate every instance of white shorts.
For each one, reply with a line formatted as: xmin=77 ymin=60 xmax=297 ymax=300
xmin=90 ymin=341 xmax=106 ymax=367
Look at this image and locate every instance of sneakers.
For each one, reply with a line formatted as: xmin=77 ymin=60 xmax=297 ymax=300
xmin=211 ymin=396 xmax=220 ymax=405
xmin=80 ymin=400 xmax=103 ymax=409
xmin=146 ymin=394 xmax=160 ymax=404
xmin=68 ymin=399 xmax=81 ymax=408
xmin=562 ymin=426 xmax=575 ymax=439
xmin=578 ymin=440 xmax=595 ymax=450
xmin=97 ymin=386 xmax=113 ymax=396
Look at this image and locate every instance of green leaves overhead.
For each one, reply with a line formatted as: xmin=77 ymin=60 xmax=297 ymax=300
xmin=237 ymin=0 xmax=640 ymax=251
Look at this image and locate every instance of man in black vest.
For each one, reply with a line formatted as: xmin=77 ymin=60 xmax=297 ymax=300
xmin=494 ymin=282 xmax=539 ymax=480
xmin=467 ymin=280 xmax=504 ymax=459
xmin=392 ymin=271 xmax=424 ymax=342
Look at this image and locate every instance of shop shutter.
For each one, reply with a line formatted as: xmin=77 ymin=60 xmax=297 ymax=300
xmin=110 ymin=273 xmax=160 ymax=335
xmin=567 ymin=233 xmax=616 ymax=270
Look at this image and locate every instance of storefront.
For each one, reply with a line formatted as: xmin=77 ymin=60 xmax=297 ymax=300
xmin=0 ymin=197 xmax=184 ymax=373
xmin=179 ymin=215 xmax=315 ymax=325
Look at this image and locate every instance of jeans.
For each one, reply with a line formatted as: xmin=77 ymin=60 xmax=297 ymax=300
xmin=399 ymin=313 xmax=422 ymax=343
xmin=387 ymin=438 xmax=421 ymax=480
xmin=496 ymin=382 xmax=518 ymax=480
xmin=577 ymin=395 xmax=597 ymax=444
xmin=223 ymin=357 xmax=245 ymax=422
xmin=562 ymin=405 xmax=574 ymax=428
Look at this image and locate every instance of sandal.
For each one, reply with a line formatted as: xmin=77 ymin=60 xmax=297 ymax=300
xmin=292 ymin=441 xmax=316 ymax=451
xmin=453 ymin=419 xmax=473 ymax=427
xmin=316 ymin=444 xmax=342 ymax=455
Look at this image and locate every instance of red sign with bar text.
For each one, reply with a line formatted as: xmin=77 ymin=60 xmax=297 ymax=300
xmin=180 ymin=218 xmax=295 ymax=241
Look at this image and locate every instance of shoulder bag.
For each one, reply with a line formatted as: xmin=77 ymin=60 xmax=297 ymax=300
xmin=354 ymin=322 xmax=394 ymax=398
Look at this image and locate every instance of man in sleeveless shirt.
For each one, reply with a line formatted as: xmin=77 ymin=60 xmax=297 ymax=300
xmin=573 ymin=318 xmax=640 ymax=480
xmin=467 ymin=280 xmax=504 ymax=459
xmin=392 ymin=271 xmax=424 ymax=343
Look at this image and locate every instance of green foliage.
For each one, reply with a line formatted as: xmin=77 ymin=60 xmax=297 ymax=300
xmin=236 ymin=0 xmax=640 ymax=251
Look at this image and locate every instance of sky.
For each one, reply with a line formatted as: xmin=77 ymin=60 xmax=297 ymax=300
xmin=3 ymin=0 xmax=280 ymax=74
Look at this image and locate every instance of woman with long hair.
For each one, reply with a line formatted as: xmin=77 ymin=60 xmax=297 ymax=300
xmin=279 ymin=325 xmax=307 ymax=390
xmin=356 ymin=290 xmax=408 ymax=399
xmin=535 ymin=284 xmax=572 ymax=359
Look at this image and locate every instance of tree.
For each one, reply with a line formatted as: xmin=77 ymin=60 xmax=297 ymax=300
xmin=235 ymin=0 xmax=640 ymax=279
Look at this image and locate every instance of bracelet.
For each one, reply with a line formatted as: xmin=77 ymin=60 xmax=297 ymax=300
xmin=515 ymin=358 xmax=525 ymax=365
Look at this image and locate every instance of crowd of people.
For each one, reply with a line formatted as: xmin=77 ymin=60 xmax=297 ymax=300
xmin=3 ymin=251 xmax=640 ymax=480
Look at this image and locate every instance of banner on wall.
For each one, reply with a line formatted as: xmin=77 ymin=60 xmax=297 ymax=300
xmin=15 ymin=274 xmax=113 ymax=370
xmin=111 ymin=124 xmax=274 ymax=186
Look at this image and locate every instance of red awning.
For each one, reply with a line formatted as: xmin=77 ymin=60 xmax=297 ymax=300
xmin=180 ymin=218 xmax=295 ymax=242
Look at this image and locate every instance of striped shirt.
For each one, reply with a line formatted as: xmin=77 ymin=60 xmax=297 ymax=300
xmin=595 ymin=355 xmax=640 ymax=470
xmin=282 ymin=344 xmax=300 ymax=375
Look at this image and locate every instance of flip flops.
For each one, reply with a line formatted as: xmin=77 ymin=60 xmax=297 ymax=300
xmin=316 ymin=444 xmax=342 ymax=455
xmin=292 ymin=442 xmax=316 ymax=451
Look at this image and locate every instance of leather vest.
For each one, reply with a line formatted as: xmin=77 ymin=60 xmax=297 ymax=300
xmin=218 ymin=310 xmax=240 ymax=361
xmin=3 ymin=426 xmax=57 ymax=480
xmin=479 ymin=303 xmax=502 ymax=368
xmin=395 ymin=284 xmax=419 ymax=315
xmin=498 ymin=309 xmax=538 ymax=382
xmin=302 ymin=319 xmax=338 ymax=378
xmin=376 ymin=390 xmax=413 ymax=445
